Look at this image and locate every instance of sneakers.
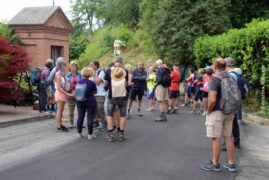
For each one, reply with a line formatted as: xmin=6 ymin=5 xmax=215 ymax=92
xmin=223 ymin=163 xmax=237 ymax=172
xmin=200 ymin=161 xmax=221 ymax=172
xmin=155 ymin=113 xmax=167 ymax=122
xmin=88 ymin=134 xmax=96 ymax=140
xmin=137 ymin=112 xmax=143 ymax=117
xmin=93 ymin=121 xmax=99 ymax=129
xmin=77 ymin=133 xmax=83 ymax=138
xmin=171 ymin=108 xmax=178 ymax=114
xmin=146 ymin=107 xmax=155 ymax=112
xmin=167 ymin=108 xmax=172 ymax=114
xmin=181 ymin=103 xmax=187 ymax=107
xmin=98 ymin=122 xmax=107 ymax=131
xmin=57 ymin=125 xmax=68 ymax=132
xmin=201 ymin=112 xmax=207 ymax=116
xmin=69 ymin=121 xmax=75 ymax=129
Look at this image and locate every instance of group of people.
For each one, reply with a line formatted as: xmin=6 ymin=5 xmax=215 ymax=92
xmin=35 ymin=55 xmax=244 ymax=172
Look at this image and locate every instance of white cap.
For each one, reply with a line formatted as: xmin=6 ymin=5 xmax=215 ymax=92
xmin=155 ymin=59 xmax=163 ymax=65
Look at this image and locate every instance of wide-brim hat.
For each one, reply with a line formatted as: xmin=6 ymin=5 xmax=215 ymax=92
xmin=111 ymin=67 xmax=126 ymax=81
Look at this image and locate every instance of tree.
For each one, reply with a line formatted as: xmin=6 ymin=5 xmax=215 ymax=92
xmin=142 ymin=0 xmax=232 ymax=64
xmin=0 ymin=37 xmax=31 ymax=101
xmin=69 ymin=33 xmax=88 ymax=60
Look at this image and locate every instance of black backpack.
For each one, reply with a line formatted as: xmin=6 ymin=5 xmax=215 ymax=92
xmin=161 ymin=67 xmax=172 ymax=88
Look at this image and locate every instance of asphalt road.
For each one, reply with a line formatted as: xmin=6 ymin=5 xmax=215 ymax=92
xmin=0 ymin=103 xmax=243 ymax=180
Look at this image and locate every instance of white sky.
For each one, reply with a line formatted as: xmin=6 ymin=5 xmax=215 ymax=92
xmin=0 ymin=0 xmax=71 ymax=22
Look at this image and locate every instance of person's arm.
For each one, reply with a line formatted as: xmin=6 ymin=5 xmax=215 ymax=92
xmin=94 ymin=71 xmax=104 ymax=85
xmin=208 ymin=91 xmax=217 ymax=114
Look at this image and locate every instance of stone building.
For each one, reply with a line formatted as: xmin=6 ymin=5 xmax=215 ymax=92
xmin=8 ymin=6 xmax=73 ymax=67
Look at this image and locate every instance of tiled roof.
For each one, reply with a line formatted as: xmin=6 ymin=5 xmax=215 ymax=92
xmin=8 ymin=6 xmax=60 ymax=25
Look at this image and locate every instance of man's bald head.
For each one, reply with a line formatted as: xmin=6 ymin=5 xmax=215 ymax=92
xmin=213 ymin=58 xmax=226 ymax=70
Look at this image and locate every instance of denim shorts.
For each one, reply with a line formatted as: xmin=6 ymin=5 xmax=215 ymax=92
xmin=107 ymin=97 xmax=128 ymax=117
xmin=186 ymin=86 xmax=195 ymax=95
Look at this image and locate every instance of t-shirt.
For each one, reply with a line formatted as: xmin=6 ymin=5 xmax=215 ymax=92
xmin=195 ymin=76 xmax=203 ymax=92
xmin=169 ymin=69 xmax=180 ymax=91
xmin=78 ymin=78 xmax=97 ymax=106
xmin=203 ymin=74 xmax=212 ymax=92
xmin=95 ymin=69 xmax=106 ymax=96
xmin=208 ymin=71 xmax=228 ymax=111
xmin=103 ymin=67 xmax=129 ymax=99
xmin=147 ymin=72 xmax=156 ymax=92
xmin=187 ymin=73 xmax=195 ymax=87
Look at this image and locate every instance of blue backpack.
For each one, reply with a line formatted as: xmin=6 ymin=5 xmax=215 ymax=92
xmin=75 ymin=83 xmax=87 ymax=101
xmin=231 ymin=71 xmax=250 ymax=99
xmin=31 ymin=68 xmax=42 ymax=85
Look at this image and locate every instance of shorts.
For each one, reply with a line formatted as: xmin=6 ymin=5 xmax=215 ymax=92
xmin=194 ymin=90 xmax=203 ymax=102
xmin=205 ymin=111 xmax=234 ymax=138
xmin=68 ymin=96 xmax=77 ymax=107
xmin=155 ymin=85 xmax=169 ymax=102
xmin=147 ymin=89 xmax=155 ymax=99
xmin=169 ymin=90 xmax=179 ymax=99
xmin=107 ymin=97 xmax=128 ymax=117
xmin=186 ymin=86 xmax=195 ymax=95
xmin=202 ymin=91 xmax=208 ymax=98
xmin=130 ymin=89 xmax=144 ymax=101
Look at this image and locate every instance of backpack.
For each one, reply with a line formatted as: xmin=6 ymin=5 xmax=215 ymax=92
xmin=214 ymin=74 xmax=242 ymax=115
xmin=74 ymin=83 xmax=87 ymax=101
xmin=31 ymin=68 xmax=42 ymax=85
xmin=110 ymin=67 xmax=127 ymax=98
xmin=160 ymin=67 xmax=172 ymax=88
xmin=61 ymin=76 xmax=73 ymax=93
xmin=231 ymin=71 xmax=250 ymax=99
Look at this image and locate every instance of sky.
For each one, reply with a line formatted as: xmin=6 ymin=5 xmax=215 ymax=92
xmin=0 ymin=0 xmax=71 ymax=22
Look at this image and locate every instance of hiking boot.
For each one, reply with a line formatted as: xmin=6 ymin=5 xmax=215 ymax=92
xmin=57 ymin=125 xmax=68 ymax=132
xmin=200 ymin=161 xmax=221 ymax=172
xmin=117 ymin=131 xmax=126 ymax=142
xmin=223 ymin=163 xmax=237 ymax=173
xmin=107 ymin=131 xmax=115 ymax=142
xmin=172 ymin=109 xmax=178 ymax=114
xmin=167 ymin=108 xmax=172 ymax=114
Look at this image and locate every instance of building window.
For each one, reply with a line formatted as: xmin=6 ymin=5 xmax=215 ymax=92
xmin=51 ymin=46 xmax=63 ymax=63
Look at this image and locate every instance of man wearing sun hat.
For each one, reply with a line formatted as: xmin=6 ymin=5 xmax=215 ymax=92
xmin=103 ymin=56 xmax=129 ymax=142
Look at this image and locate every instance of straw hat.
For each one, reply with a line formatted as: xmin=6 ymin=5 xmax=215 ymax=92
xmin=111 ymin=67 xmax=126 ymax=81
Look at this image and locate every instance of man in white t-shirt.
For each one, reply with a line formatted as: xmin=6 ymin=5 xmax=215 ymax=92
xmin=91 ymin=60 xmax=107 ymax=130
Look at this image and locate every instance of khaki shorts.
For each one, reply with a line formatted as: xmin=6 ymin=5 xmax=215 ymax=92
xmin=155 ymin=85 xmax=169 ymax=102
xmin=205 ymin=111 xmax=234 ymax=138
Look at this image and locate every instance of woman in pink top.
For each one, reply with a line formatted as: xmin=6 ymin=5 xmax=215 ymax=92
xmin=182 ymin=67 xmax=196 ymax=106
xmin=54 ymin=60 xmax=73 ymax=132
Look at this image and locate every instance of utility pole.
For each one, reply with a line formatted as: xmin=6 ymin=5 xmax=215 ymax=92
xmin=52 ymin=0 xmax=55 ymax=6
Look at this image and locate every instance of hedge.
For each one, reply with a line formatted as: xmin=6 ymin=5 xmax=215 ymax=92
xmin=194 ymin=19 xmax=269 ymax=90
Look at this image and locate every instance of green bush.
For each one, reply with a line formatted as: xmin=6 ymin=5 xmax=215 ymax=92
xmin=78 ymin=24 xmax=136 ymax=67
xmin=194 ymin=19 xmax=269 ymax=90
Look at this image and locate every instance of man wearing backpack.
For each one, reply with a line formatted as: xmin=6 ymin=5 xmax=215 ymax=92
xmin=103 ymin=56 xmax=129 ymax=142
xmin=225 ymin=57 xmax=242 ymax=148
xmin=90 ymin=60 xmax=107 ymax=130
xmin=200 ymin=58 xmax=238 ymax=173
xmin=154 ymin=59 xmax=171 ymax=122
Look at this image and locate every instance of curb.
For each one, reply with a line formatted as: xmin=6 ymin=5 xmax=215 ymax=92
xmin=0 ymin=115 xmax=54 ymax=128
xmin=244 ymin=113 xmax=269 ymax=126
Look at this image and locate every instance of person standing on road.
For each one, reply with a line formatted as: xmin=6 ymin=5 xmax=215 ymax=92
xmin=190 ymin=68 xmax=204 ymax=114
xmin=225 ymin=57 xmax=241 ymax=148
xmin=76 ymin=67 xmax=97 ymax=140
xmin=67 ymin=61 xmax=82 ymax=128
xmin=154 ymin=59 xmax=170 ymax=122
xmin=146 ymin=65 xmax=156 ymax=111
xmin=127 ymin=62 xmax=147 ymax=118
xmin=90 ymin=60 xmax=107 ymax=130
xmin=103 ymin=56 xmax=129 ymax=142
xmin=54 ymin=60 xmax=73 ymax=132
xmin=182 ymin=67 xmax=196 ymax=107
xmin=201 ymin=67 xmax=213 ymax=116
xmin=200 ymin=58 xmax=237 ymax=172
xmin=167 ymin=64 xmax=181 ymax=114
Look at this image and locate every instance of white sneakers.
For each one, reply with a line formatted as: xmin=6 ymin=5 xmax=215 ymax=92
xmin=77 ymin=133 xmax=96 ymax=140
